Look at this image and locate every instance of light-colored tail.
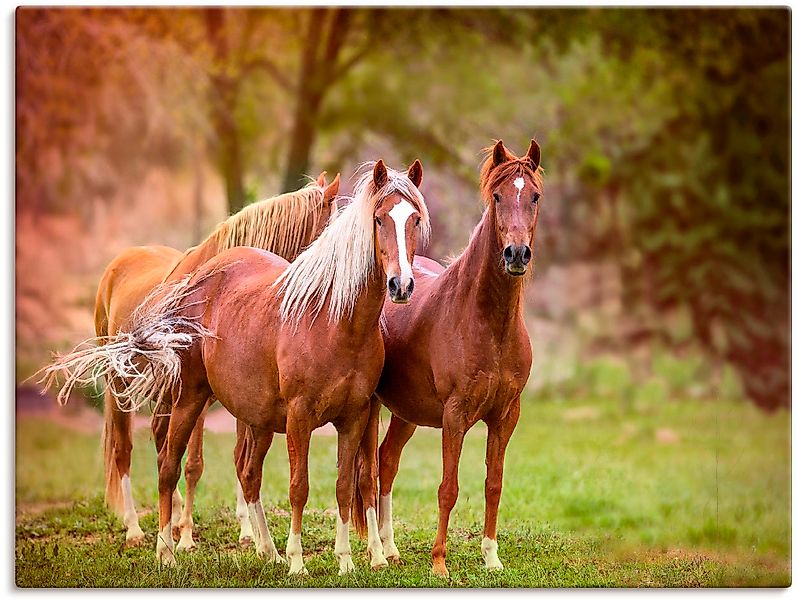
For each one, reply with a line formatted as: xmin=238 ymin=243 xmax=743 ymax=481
xmin=38 ymin=273 xmax=216 ymax=414
xmin=101 ymin=389 xmax=125 ymax=517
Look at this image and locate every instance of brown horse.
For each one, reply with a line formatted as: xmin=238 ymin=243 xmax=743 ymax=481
xmin=50 ymin=173 xmax=339 ymax=548
xmin=76 ymin=159 xmax=429 ymax=573
xmin=354 ymin=139 xmax=542 ymax=577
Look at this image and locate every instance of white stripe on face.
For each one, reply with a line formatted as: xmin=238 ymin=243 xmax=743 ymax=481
xmin=513 ymin=176 xmax=525 ymax=205
xmin=388 ymin=200 xmax=416 ymax=286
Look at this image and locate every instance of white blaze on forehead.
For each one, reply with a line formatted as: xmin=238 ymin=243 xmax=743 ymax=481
xmin=388 ymin=199 xmax=416 ymax=285
xmin=513 ymin=176 xmax=525 ymax=205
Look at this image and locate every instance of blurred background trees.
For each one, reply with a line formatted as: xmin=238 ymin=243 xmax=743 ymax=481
xmin=16 ymin=7 xmax=790 ymax=410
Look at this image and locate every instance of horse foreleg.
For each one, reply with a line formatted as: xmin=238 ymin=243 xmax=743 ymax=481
xmin=377 ymin=414 xmax=417 ymax=562
xmin=286 ymin=408 xmax=313 ymax=575
xmin=431 ymin=407 xmax=467 ymax=578
xmin=482 ymin=400 xmax=520 ymax=572
xmin=176 ymin=401 xmax=210 ymax=552
xmin=237 ymin=424 xmax=283 ymax=563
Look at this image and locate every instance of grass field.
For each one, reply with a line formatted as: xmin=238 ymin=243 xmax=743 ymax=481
xmin=15 ymin=392 xmax=791 ymax=588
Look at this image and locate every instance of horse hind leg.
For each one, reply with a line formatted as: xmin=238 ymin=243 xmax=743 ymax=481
xmin=233 ymin=418 xmax=254 ymax=546
xmin=377 ymin=414 xmax=417 ymax=562
xmin=155 ymin=385 xmax=209 ymax=566
xmin=176 ymin=401 xmax=210 ymax=552
xmin=236 ymin=422 xmax=283 ymax=563
xmin=103 ymin=385 xmax=145 ymax=546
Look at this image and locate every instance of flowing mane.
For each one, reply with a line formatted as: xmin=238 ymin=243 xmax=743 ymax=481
xmin=478 ymin=141 xmax=544 ymax=206
xmin=204 ymin=180 xmax=331 ymax=260
xmin=277 ymin=162 xmax=430 ymax=325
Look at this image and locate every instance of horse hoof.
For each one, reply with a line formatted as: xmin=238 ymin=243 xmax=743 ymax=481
xmin=158 ymin=552 xmax=177 ymax=567
xmin=124 ymin=536 xmax=145 ymax=548
xmin=486 ymin=562 xmax=504 ymax=572
xmin=337 ymin=555 xmax=355 ymax=575
xmin=369 ymin=553 xmax=389 ymax=570
xmin=257 ymin=549 xmax=286 ymax=565
xmin=431 ymin=562 xmax=450 ymax=578
xmin=288 ymin=565 xmax=308 ymax=576
xmin=176 ymin=539 xmax=197 ymax=553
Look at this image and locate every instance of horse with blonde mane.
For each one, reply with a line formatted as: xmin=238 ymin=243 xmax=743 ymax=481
xmin=353 ymin=139 xmax=542 ymax=577
xmin=50 ymin=172 xmax=339 ymax=549
xmin=49 ymin=159 xmax=429 ymax=574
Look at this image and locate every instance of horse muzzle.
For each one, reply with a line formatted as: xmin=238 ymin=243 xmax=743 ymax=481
xmin=388 ymin=276 xmax=414 ymax=304
xmin=503 ymin=244 xmax=531 ymax=276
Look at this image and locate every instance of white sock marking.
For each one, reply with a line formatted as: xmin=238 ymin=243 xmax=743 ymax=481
xmin=378 ymin=493 xmax=399 ymax=559
xmin=481 ymin=536 xmax=504 ymax=570
xmin=156 ymin=523 xmax=176 ymax=566
xmin=236 ymin=481 xmax=254 ymax=541
xmin=121 ymin=475 xmax=144 ymax=540
xmin=286 ymin=531 xmax=307 ymax=575
xmin=388 ymin=200 xmax=416 ymax=287
xmin=335 ymin=510 xmax=355 ymax=574
xmin=366 ymin=506 xmax=387 ymax=567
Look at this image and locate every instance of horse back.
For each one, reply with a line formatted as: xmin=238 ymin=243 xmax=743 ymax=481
xmin=95 ymin=245 xmax=182 ymax=337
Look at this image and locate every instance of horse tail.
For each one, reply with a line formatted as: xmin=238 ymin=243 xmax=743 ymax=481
xmin=101 ymin=388 xmax=125 ymax=517
xmin=37 ymin=272 xmax=215 ymax=414
xmin=94 ymin=285 xmax=125 ymax=518
xmin=352 ymin=399 xmax=381 ymax=540
xmin=351 ymin=447 xmax=371 ymax=539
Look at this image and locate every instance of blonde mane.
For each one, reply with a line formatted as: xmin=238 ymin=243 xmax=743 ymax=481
xmin=205 ymin=180 xmax=330 ymax=261
xmin=277 ymin=162 xmax=430 ymax=325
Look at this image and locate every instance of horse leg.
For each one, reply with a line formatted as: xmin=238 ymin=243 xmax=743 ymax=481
xmin=236 ymin=424 xmax=284 ymax=564
xmin=106 ymin=388 xmax=144 ymax=545
xmin=431 ymin=406 xmax=467 ymax=578
xmin=176 ymin=400 xmax=210 ymax=552
xmin=482 ymin=400 xmax=520 ymax=571
xmin=333 ymin=408 xmax=372 ymax=576
xmin=151 ymin=406 xmax=183 ymax=539
xmin=377 ymin=414 xmax=417 ymax=562
xmin=285 ymin=407 xmax=313 ymax=576
xmin=233 ymin=419 xmax=254 ymax=545
xmin=355 ymin=396 xmax=388 ymax=569
xmin=155 ymin=391 xmax=208 ymax=567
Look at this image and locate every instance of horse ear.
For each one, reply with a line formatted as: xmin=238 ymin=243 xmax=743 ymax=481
xmin=526 ymin=139 xmax=541 ymax=172
xmin=492 ymin=140 xmax=507 ymax=167
xmin=316 ymin=170 xmax=327 ymax=187
xmin=407 ymin=159 xmax=423 ymax=189
xmin=373 ymin=160 xmax=388 ymax=190
xmin=323 ymin=173 xmax=340 ymax=203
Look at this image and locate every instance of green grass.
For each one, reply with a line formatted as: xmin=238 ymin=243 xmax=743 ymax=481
xmin=15 ymin=394 xmax=791 ymax=587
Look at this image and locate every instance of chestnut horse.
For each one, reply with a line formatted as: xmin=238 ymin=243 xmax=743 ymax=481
xmin=354 ymin=139 xmax=542 ymax=577
xmin=65 ymin=159 xmax=429 ymax=573
xmin=50 ymin=173 xmax=339 ymax=548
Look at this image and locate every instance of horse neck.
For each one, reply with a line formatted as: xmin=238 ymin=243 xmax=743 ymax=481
xmin=453 ymin=208 xmax=525 ymax=333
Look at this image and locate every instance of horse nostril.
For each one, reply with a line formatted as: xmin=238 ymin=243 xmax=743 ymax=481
xmin=388 ymin=277 xmax=400 ymax=296
xmin=503 ymin=246 xmax=514 ymax=263
xmin=406 ymin=278 xmax=415 ymax=296
xmin=522 ymin=246 xmax=532 ymax=265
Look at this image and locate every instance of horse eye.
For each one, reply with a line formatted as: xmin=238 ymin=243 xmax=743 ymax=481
xmin=532 ymin=192 xmax=540 ymax=204
xmin=375 ymin=217 xmax=382 ymax=226
xmin=493 ymin=193 xmax=501 ymax=203
xmin=415 ymin=217 xmax=421 ymax=227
